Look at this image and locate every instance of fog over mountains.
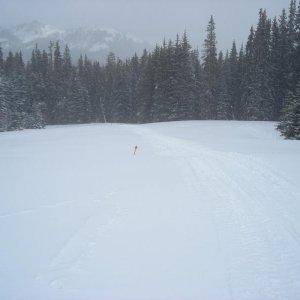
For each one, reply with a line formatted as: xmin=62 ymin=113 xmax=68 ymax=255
xmin=0 ymin=21 xmax=151 ymax=62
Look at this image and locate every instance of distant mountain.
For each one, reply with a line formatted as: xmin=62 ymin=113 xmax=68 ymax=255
xmin=0 ymin=21 xmax=151 ymax=62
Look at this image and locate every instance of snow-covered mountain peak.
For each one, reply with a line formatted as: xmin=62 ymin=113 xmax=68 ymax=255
xmin=74 ymin=26 xmax=119 ymax=36
xmin=13 ymin=21 xmax=64 ymax=43
xmin=0 ymin=21 xmax=151 ymax=62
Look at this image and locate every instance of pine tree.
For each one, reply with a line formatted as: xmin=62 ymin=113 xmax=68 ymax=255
xmin=67 ymin=74 xmax=91 ymax=124
xmin=271 ymin=17 xmax=285 ymax=119
xmin=136 ymin=50 xmax=154 ymax=123
xmin=0 ymin=47 xmax=4 ymax=71
xmin=279 ymin=9 xmax=294 ymax=107
xmin=0 ymin=74 xmax=10 ymax=131
xmin=63 ymin=45 xmax=72 ymax=78
xmin=277 ymin=81 xmax=300 ymax=139
xmin=243 ymin=10 xmax=275 ymax=120
xmin=236 ymin=45 xmax=246 ymax=119
xmin=25 ymin=72 xmax=45 ymax=128
xmin=228 ymin=41 xmax=241 ymax=119
xmin=104 ymin=52 xmax=117 ymax=122
xmin=292 ymin=1 xmax=300 ymax=88
xmin=288 ymin=0 xmax=297 ymax=39
xmin=202 ymin=16 xmax=218 ymax=119
xmin=53 ymin=41 xmax=63 ymax=74
xmin=216 ymin=52 xmax=231 ymax=119
xmin=5 ymin=51 xmax=16 ymax=73
xmin=7 ymin=72 xmax=27 ymax=130
xmin=153 ymin=40 xmax=177 ymax=121
xmin=126 ymin=53 xmax=140 ymax=122
xmin=175 ymin=32 xmax=194 ymax=120
xmin=191 ymin=48 xmax=205 ymax=119
xmin=151 ymin=44 xmax=167 ymax=121
xmin=50 ymin=41 xmax=65 ymax=123
xmin=112 ymin=59 xmax=132 ymax=123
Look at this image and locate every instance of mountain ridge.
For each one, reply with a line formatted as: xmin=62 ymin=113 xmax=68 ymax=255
xmin=0 ymin=21 xmax=151 ymax=62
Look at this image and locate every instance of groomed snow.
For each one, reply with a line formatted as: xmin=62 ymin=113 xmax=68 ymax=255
xmin=0 ymin=121 xmax=299 ymax=300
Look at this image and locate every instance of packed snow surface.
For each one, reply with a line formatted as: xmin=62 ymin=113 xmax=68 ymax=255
xmin=0 ymin=121 xmax=300 ymax=300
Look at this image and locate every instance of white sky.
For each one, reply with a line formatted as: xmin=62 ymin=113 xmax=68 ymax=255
xmin=0 ymin=0 xmax=292 ymax=50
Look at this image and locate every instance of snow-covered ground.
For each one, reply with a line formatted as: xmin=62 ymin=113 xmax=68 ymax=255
xmin=0 ymin=121 xmax=299 ymax=300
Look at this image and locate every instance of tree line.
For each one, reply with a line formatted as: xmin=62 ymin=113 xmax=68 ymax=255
xmin=0 ymin=0 xmax=299 ymax=139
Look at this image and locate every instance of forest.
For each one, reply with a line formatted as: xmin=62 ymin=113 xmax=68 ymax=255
xmin=0 ymin=0 xmax=299 ymax=139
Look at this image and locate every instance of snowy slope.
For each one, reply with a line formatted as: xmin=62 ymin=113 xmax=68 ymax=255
xmin=0 ymin=121 xmax=299 ymax=300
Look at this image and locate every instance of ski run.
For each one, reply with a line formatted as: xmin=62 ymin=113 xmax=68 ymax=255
xmin=0 ymin=121 xmax=300 ymax=300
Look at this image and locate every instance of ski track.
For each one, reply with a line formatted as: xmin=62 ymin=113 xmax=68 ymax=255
xmin=129 ymin=125 xmax=300 ymax=300
xmin=36 ymin=190 xmax=129 ymax=290
xmin=0 ymin=200 xmax=77 ymax=219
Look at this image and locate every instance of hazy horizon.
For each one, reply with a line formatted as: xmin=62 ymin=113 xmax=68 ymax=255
xmin=0 ymin=0 xmax=292 ymax=51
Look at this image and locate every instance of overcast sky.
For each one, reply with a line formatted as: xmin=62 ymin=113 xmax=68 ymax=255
xmin=0 ymin=0 xmax=292 ymax=50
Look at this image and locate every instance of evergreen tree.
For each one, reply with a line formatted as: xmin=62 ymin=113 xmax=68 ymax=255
xmin=0 ymin=47 xmax=4 ymax=71
xmin=151 ymin=44 xmax=167 ymax=121
xmin=191 ymin=48 xmax=205 ymax=119
xmin=53 ymin=41 xmax=63 ymax=74
xmin=278 ymin=9 xmax=293 ymax=107
xmin=153 ymin=40 xmax=177 ymax=121
xmin=67 ymin=74 xmax=91 ymax=124
xmin=271 ymin=17 xmax=286 ymax=119
xmin=175 ymin=32 xmax=194 ymax=120
xmin=277 ymin=81 xmax=300 ymax=139
xmin=288 ymin=0 xmax=297 ymax=39
xmin=243 ymin=10 xmax=275 ymax=120
xmin=126 ymin=53 xmax=140 ymax=122
xmin=103 ymin=52 xmax=118 ymax=122
xmin=111 ymin=59 xmax=132 ymax=123
xmin=0 ymin=74 xmax=10 ymax=131
xmin=5 ymin=51 xmax=16 ymax=73
xmin=228 ymin=41 xmax=241 ymax=119
xmin=236 ymin=45 xmax=246 ymax=119
xmin=137 ymin=50 xmax=154 ymax=123
xmin=63 ymin=45 xmax=72 ymax=78
xmin=216 ymin=52 xmax=231 ymax=119
xmin=202 ymin=16 xmax=218 ymax=119
xmin=0 ymin=2 xmax=298 ymax=133
xmin=4 ymin=67 xmax=27 ymax=130
xmin=292 ymin=1 xmax=300 ymax=88
xmin=50 ymin=41 xmax=64 ymax=123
